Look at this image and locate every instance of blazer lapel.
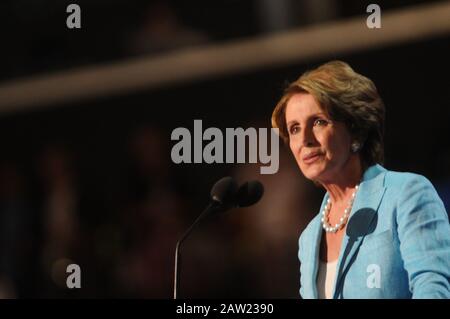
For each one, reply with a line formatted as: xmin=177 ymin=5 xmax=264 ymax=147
xmin=332 ymin=165 xmax=387 ymax=299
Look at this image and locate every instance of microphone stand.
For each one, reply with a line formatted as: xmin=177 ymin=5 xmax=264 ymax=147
xmin=173 ymin=200 xmax=221 ymax=299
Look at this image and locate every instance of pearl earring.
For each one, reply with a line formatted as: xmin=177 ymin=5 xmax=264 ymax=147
xmin=351 ymin=142 xmax=361 ymax=153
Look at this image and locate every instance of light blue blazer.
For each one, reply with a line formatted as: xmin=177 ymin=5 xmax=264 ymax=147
xmin=298 ymin=164 xmax=450 ymax=299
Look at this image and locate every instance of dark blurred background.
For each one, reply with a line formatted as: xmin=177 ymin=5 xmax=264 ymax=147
xmin=0 ymin=0 xmax=449 ymax=298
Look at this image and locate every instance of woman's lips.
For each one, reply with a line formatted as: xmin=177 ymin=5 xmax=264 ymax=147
xmin=303 ymin=153 xmax=322 ymax=164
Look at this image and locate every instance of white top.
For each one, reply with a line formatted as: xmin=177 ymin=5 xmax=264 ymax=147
xmin=317 ymin=259 xmax=338 ymax=299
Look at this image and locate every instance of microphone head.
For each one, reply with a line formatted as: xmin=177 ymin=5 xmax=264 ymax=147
xmin=236 ymin=180 xmax=264 ymax=207
xmin=210 ymin=176 xmax=238 ymax=207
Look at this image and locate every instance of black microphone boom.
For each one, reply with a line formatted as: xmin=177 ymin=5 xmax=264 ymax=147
xmin=173 ymin=177 xmax=264 ymax=299
xmin=173 ymin=176 xmax=238 ymax=299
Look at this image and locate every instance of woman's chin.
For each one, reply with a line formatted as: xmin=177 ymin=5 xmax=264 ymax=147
xmin=301 ymin=167 xmax=325 ymax=181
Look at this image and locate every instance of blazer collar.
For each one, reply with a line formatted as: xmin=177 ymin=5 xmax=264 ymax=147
xmin=308 ymin=164 xmax=387 ymax=299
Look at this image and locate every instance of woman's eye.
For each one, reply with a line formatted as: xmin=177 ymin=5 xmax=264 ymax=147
xmin=289 ymin=125 xmax=299 ymax=135
xmin=314 ymin=119 xmax=328 ymax=126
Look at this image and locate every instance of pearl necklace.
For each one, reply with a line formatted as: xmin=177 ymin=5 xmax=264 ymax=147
xmin=321 ymin=184 xmax=359 ymax=233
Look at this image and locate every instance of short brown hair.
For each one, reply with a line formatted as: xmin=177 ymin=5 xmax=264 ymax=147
xmin=271 ymin=60 xmax=385 ymax=168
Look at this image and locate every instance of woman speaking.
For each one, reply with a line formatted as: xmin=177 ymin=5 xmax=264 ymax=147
xmin=271 ymin=61 xmax=450 ymax=299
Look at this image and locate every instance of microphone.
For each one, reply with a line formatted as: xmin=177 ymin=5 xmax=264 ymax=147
xmin=210 ymin=176 xmax=239 ymax=210
xmin=236 ymin=180 xmax=264 ymax=207
xmin=173 ymin=177 xmax=264 ymax=299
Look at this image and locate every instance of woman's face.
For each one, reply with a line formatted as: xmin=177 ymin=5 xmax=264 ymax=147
xmin=285 ymin=93 xmax=353 ymax=183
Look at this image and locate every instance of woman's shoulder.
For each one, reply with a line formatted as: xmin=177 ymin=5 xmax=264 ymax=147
xmin=382 ymin=167 xmax=446 ymax=212
xmin=383 ymin=167 xmax=435 ymax=191
xmin=363 ymin=164 xmax=435 ymax=192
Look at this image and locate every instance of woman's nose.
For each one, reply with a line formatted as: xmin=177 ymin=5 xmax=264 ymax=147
xmin=301 ymin=128 xmax=315 ymax=147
